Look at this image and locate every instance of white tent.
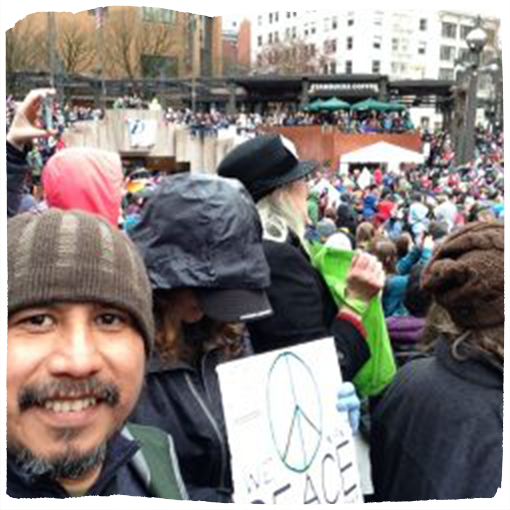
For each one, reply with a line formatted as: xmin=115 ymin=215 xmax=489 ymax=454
xmin=339 ymin=141 xmax=424 ymax=174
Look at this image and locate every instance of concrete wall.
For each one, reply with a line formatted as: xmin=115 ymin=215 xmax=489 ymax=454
xmin=62 ymin=109 xmax=238 ymax=172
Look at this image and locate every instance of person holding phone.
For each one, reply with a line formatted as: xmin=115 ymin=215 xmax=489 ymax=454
xmin=7 ymin=88 xmax=124 ymax=227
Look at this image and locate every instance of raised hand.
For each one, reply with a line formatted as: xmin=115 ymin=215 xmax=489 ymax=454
xmin=345 ymin=252 xmax=385 ymax=305
xmin=7 ymin=88 xmax=58 ymax=149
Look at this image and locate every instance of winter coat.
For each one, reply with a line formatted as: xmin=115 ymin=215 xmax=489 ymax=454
xmin=7 ymin=142 xmax=31 ymax=217
xmin=247 ymin=232 xmax=370 ymax=382
xmin=382 ymin=274 xmax=410 ymax=317
xmin=386 ymin=315 xmax=424 ymax=346
xmin=7 ymin=425 xmax=187 ymax=499
xmin=130 ymin=346 xmax=235 ymax=503
xmin=42 ymin=148 xmax=124 ymax=226
xmin=370 ymin=335 xmax=503 ymax=501
xmin=362 ymin=194 xmax=378 ymax=220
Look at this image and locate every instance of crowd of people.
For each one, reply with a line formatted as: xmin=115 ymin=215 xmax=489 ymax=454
xmin=6 ymin=88 xmax=504 ymax=503
xmin=8 ymin=93 xmax=417 ymax=139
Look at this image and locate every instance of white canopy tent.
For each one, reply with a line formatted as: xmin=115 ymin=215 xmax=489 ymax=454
xmin=338 ymin=141 xmax=424 ymax=176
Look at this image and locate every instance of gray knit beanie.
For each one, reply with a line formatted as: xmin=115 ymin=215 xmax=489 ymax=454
xmin=8 ymin=209 xmax=154 ymax=353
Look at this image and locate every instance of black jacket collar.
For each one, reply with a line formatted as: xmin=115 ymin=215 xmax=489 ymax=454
xmin=436 ymin=334 xmax=503 ymax=390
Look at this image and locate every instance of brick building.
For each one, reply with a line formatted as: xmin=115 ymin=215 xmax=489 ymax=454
xmin=6 ymin=7 xmax=223 ymax=80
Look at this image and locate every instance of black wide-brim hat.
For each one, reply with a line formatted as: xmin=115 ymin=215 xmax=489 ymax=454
xmin=217 ymin=134 xmax=320 ymax=202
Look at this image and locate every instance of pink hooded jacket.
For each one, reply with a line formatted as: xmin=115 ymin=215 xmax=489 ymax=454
xmin=42 ymin=148 xmax=124 ymax=226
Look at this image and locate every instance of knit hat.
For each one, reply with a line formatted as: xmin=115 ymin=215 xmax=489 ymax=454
xmin=421 ymin=221 xmax=504 ymax=330
xmin=8 ymin=209 xmax=154 ymax=352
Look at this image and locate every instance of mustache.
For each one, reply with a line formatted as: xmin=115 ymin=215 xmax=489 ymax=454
xmin=18 ymin=377 xmax=120 ymax=412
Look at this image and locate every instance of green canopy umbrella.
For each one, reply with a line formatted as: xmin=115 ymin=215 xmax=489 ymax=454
xmin=304 ymin=99 xmax=327 ymax=112
xmin=350 ymin=98 xmax=393 ymax=112
xmin=320 ymin=97 xmax=351 ymax=111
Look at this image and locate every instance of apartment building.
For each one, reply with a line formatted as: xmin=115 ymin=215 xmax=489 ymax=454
xmin=250 ymin=9 xmax=500 ymax=86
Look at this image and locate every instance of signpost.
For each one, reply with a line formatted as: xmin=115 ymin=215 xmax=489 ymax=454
xmin=217 ymin=338 xmax=363 ymax=505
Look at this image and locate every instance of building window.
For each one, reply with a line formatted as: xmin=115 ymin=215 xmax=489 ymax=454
xmin=347 ymin=37 xmax=353 ymax=50
xmin=374 ymin=12 xmax=383 ymax=26
xmin=309 ymin=44 xmax=316 ymax=56
xmin=293 ymin=12 xmax=297 ymax=17
xmin=373 ymin=35 xmax=382 ymax=49
xmin=324 ymin=39 xmax=337 ymax=54
xmin=345 ymin=60 xmax=353 ymax=74
xmin=439 ymin=68 xmax=454 ymax=80
xmin=141 ymin=55 xmax=178 ymax=78
xmin=287 ymin=11 xmax=291 ymax=18
xmin=458 ymin=47 xmax=470 ymax=62
xmin=258 ymin=35 xmax=263 ymax=46
xmin=311 ymin=23 xmax=316 ymax=35
xmin=330 ymin=62 xmax=337 ymax=74
xmin=269 ymin=13 xmax=273 ymax=23
xmin=372 ymin=60 xmax=381 ymax=73
xmin=419 ymin=18 xmax=427 ymax=31
xmin=258 ymin=15 xmax=262 ymax=26
xmin=275 ymin=31 xmax=279 ymax=43
xmin=275 ymin=12 xmax=279 ymax=22
xmin=347 ymin=17 xmax=354 ymax=27
xmin=440 ymin=45 xmax=455 ymax=61
xmin=268 ymin=33 xmax=273 ymax=44
xmin=292 ymin=26 xmax=297 ymax=39
xmin=332 ymin=17 xmax=338 ymax=29
xmin=285 ymin=28 xmax=290 ymax=39
xmin=442 ymin=22 xmax=457 ymax=39
xmin=142 ymin=7 xmax=175 ymax=23
xmin=460 ymin=25 xmax=473 ymax=39
xmin=392 ymin=38 xmax=399 ymax=51
xmin=418 ymin=42 xmax=426 ymax=55
xmin=324 ymin=18 xmax=330 ymax=32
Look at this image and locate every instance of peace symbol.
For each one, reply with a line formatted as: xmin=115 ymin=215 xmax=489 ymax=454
xmin=266 ymin=351 xmax=323 ymax=473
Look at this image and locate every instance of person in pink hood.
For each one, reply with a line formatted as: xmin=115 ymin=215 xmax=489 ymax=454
xmin=42 ymin=148 xmax=124 ymax=227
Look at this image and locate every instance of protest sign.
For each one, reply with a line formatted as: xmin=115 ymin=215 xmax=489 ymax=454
xmin=217 ymin=337 xmax=363 ymax=505
xmin=127 ymin=119 xmax=157 ymax=148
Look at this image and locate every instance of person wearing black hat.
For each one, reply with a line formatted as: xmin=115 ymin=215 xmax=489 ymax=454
xmin=128 ymin=173 xmax=276 ymax=502
xmin=370 ymin=221 xmax=504 ymax=501
xmin=217 ymin=134 xmax=385 ymax=382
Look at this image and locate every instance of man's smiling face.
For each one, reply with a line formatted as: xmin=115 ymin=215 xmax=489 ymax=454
xmin=7 ymin=302 xmax=145 ymax=480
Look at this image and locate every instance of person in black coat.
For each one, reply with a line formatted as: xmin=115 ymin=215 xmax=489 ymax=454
xmin=217 ymin=134 xmax=385 ymax=382
xmin=129 ymin=173 xmax=273 ymax=502
xmin=370 ymin=221 xmax=504 ymax=501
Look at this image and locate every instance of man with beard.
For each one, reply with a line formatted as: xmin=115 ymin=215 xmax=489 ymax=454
xmin=7 ymin=209 xmax=187 ymax=499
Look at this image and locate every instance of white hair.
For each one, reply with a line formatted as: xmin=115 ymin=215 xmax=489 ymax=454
xmin=256 ymin=184 xmax=306 ymax=246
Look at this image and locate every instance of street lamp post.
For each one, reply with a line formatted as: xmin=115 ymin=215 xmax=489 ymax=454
xmin=455 ymin=23 xmax=488 ymax=166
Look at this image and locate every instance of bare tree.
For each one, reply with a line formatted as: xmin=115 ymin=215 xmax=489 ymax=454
xmin=58 ymin=18 xmax=96 ymax=75
xmin=103 ymin=8 xmax=175 ymax=80
xmin=6 ymin=19 xmax=46 ymax=74
xmin=253 ymin=37 xmax=332 ymax=76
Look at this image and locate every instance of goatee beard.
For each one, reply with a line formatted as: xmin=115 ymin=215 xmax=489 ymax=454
xmin=8 ymin=441 xmax=107 ymax=482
